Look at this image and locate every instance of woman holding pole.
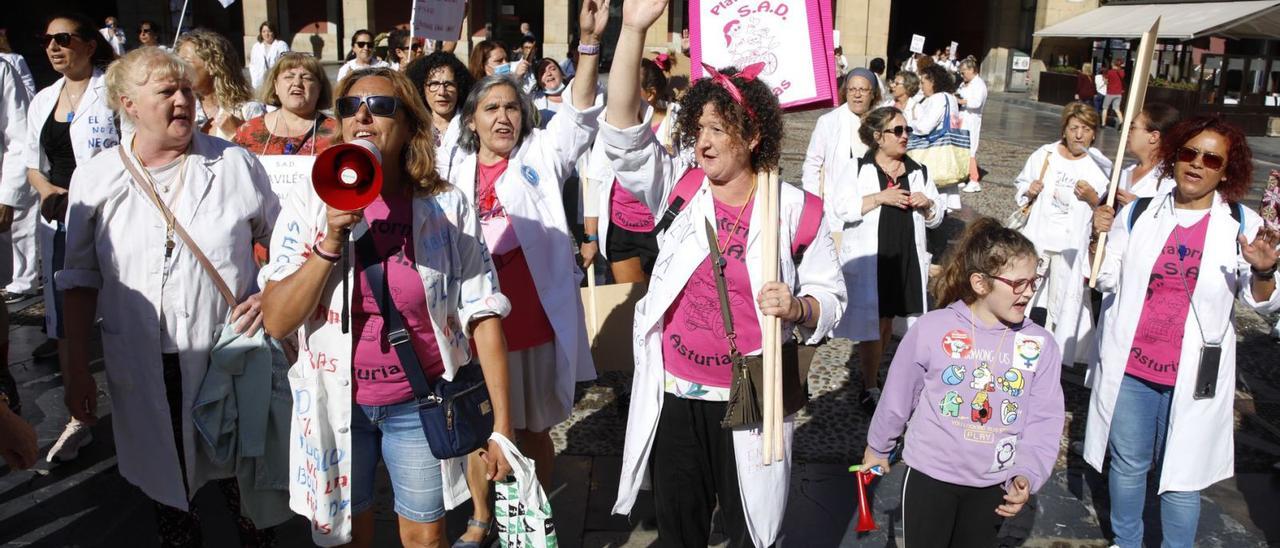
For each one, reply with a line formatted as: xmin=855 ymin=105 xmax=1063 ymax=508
xmin=602 ymin=1 xmax=846 ymax=545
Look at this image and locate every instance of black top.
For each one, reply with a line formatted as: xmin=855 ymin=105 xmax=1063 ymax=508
xmin=868 ymin=153 xmax=925 ymax=318
xmin=40 ymin=108 xmax=77 ymax=188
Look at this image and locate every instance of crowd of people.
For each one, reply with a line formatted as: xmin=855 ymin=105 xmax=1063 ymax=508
xmin=0 ymin=2 xmax=1276 ymax=548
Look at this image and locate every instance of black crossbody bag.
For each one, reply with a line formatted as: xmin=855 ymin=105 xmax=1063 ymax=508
xmin=354 ymin=231 xmax=494 ymax=459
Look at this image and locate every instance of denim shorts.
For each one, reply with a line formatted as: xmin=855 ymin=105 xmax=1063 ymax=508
xmin=350 ymin=398 xmax=445 ymax=523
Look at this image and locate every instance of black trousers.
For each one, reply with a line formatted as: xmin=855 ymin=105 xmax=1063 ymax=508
xmin=901 ymin=467 xmax=1006 ymax=548
xmin=650 ymin=394 xmax=753 ymax=548
xmin=153 ymin=354 xmax=275 ymax=548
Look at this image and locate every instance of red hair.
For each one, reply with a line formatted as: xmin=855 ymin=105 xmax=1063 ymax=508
xmin=1158 ymin=116 xmax=1253 ymax=203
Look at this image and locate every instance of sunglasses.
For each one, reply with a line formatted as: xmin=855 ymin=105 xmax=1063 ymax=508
xmin=41 ymin=33 xmax=80 ymax=48
xmin=140 ymin=28 xmax=155 ymax=34
xmin=880 ymin=125 xmax=908 ymax=138
xmin=1176 ymin=146 xmax=1226 ymax=172
xmin=398 ymin=44 xmax=423 ymax=52
xmin=987 ymin=274 xmax=1045 ymax=294
xmin=353 ymin=41 xmax=372 ymax=49
xmin=336 ymin=95 xmax=400 ymax=118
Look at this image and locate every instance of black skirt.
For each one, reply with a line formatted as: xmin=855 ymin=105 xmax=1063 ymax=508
xmin=875 ymin=163 xmax=924 ymax=318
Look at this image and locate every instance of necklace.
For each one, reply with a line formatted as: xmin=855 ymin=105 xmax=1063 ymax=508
xmin=263 ymin=111 xmax=318 ymax=155
xmin=716 ymin=179 xmax=757 ymax=254
xmin=59 ymin=81 xmax=87 ymax=123
xmin=967 ymin=307 xmax=1011 ymax=391
xmin=132 ymin=145 xmax=190 ymax=258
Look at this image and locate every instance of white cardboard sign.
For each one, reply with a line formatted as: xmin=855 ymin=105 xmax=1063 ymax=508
xmin=258 ymin=155 xmax=317 ymax=201
xmin=411 ymin=0 xmax=466 ymax=42
xmin=910 ymin=34 xmax=926 ymax=55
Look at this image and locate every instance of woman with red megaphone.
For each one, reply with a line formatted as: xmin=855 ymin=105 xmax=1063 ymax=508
xmin=444 ymin=1 xmax=609 ymax=544
xmin=259 ymin=67 xmax=515 ymax=547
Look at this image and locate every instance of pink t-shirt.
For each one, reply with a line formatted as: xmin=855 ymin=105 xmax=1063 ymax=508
xmin=662 ymin=197 xmax=760 ymax=388
xmin=1125 ymin=211 xmax=1210 ymax=386
xmin=609 ymin=181 xmax=656 ymax=233
xmin=352 ymin=193 xmax=445 ymax=406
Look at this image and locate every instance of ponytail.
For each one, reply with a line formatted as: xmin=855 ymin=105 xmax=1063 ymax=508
xmin=932 ymin=217 xmax=1039 ymax=307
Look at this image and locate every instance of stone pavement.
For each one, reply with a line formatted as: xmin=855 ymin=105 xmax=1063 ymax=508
xmin=3 ymin=92 xmax=1280 ymax=547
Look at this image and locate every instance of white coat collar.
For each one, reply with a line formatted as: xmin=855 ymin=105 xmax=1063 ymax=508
xmin=121 ymin=132 xmax=223 ymax=227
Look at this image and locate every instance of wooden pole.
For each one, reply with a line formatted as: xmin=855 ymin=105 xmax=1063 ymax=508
xmin=769 ymin=169 xmax=784 ymax=463
xmin=761 ymin=170 xmax=776 ymax=465
xmin=1089 ymin=18 xmax=1160 ymax=287
xmin=586 ymin=262 xmax=598 ymax=341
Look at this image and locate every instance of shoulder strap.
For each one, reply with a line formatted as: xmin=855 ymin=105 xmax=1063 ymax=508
xmin=654 ymin=166 xmax=706 ymax=235
xmin=1230 ymin=202 xmax=1245 ymax=236
xmin=703 ymin=220 xmax=741 ymax=357
xmin=353 ymin=231 xmax=438 ymax=402
xmin=118 ymin=146 xmax=237 ymax=309
xmin=1128 ymin=196 xmax=1154 ymax=231
xmin=792 ymin=190 xmax=824 ymax=262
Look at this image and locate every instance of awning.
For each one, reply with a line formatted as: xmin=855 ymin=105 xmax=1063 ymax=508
xmin=1033 ymin=1 xmax=1280 ymax=40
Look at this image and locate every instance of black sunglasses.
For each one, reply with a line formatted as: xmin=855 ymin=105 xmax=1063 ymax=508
xmin=140 ymin=27 xmax=155 ymax=34
xmin=880 ymin=125 xmax=908 ymax=138
xmin=353 ymin=41 xmax=372 ymax=49
xmin=41 ymin=33 xmax=80 ymax=48
xmin=1176 ymin=146 xmax=1226 ymax=172
xmin=336 ymin=95 xmax=400 ymax=118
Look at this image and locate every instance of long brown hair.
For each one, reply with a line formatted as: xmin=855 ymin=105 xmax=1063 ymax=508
xmin=932 ymin=217 xmax=1039 ymax=307
xmin=332 ymin=68 xmax=446 ymax=196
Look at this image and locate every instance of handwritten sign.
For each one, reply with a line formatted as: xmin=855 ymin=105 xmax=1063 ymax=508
xmin=950 ymin=41 xmax=959 ymax=57
xmin=691 ymin=0 xmax=837 ymax=110
xmin=910 ymin=34 xmax=926 ymax=55
xmin=411 ymin=0 xmax=466 ymax=42
xmin=258 ymin=155 xmax=317 ymax=201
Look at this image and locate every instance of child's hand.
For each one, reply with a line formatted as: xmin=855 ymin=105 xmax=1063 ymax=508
xmin=860 ymin=447 xmax=891 ymax=476
xmin=996 ymin=475 xmax=1030 ymax=517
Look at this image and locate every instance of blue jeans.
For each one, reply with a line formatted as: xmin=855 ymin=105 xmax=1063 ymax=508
xmin=351 ymin=399 xmax=445 ymax=523
xmin=1108 ymin=374 xmax=1200 ymax=548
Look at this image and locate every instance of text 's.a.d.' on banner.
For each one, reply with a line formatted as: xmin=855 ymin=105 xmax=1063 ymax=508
xmin=690 ymin=0 xmax=837 ymax=110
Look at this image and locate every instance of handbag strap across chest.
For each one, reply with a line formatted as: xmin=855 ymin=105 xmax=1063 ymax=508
xmin=353 ymin=229 xmax=439 ymax=403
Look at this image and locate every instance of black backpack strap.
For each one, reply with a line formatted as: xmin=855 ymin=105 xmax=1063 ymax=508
xmin=653 ymin=196 xmax=687 ymax=236
xmin=1127 ymin=197 xmax=1154 ymax=231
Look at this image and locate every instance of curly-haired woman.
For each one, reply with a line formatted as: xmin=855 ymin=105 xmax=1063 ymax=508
xmin=1085 ymin=116 xmax=1279 ymax=548
xmin=176 ymin=29 xmax=265 ymax=140
xmin=405 ymin=51 xmax=474 ymax=181
xmin=601 ymin=1 xmax=846 ymax=545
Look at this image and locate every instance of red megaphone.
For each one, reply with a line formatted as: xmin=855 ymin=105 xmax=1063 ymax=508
xmin=312 ymin=139 xmax=383 ymax=210
xmin=855 ymin=469 xmax=878 ymax=533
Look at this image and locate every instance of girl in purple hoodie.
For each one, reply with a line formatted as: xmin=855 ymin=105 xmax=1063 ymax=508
xmin=861 ymin=218 xmax=1066 ymax=547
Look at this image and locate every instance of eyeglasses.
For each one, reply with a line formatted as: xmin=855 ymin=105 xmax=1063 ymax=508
xmin=336 ymin=95 xmax=400 ymax=118
xmin=888 ymin=81 xmax=899 ymax=87
xmin=425 ymin=80 xmax=457 ymax=92
xmin=879 ymin=125 xmax=908 ymax=137
xmin=847 ymin=87 xmax=873 ymax=95
xmin=41 ymin=33 xmax=80 ymax=48
xmin=139 ymin=28 xmax=155 ymax=35
xmin=398 ymin=43 xmax=423 ymax=52
xmin=1176 ymin=146 xmax=1226 ymax=172
xmin=986 ymin=274 xmax=1045 ymax=294
xmin=353 ymin=41 xmax=372 ymax=49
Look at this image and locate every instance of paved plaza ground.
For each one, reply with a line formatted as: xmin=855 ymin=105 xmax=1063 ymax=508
xmin=2 ymin=92 xmax=1280 ymax=547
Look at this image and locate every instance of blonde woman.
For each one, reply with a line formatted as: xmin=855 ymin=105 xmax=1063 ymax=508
xmin=176 ymin=29 xmax=265 ymax=140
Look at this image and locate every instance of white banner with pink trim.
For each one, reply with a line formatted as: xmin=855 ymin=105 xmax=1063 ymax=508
xmin=689 ymin=0 xmax=837 ymax=110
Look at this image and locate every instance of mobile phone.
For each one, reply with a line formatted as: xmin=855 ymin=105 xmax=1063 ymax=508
xmin=1193 ymin=343 xmax=1222 ymax=400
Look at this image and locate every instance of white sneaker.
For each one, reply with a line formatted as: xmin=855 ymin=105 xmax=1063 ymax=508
xmin=962 ymin=181 xmax=983 ymax=193
xmin=47 ymin=418 xmax=93 ymax=462
xmin=957 ymin=182 xmax=968 ymax=190
xmin=946 ymin=194 xmax=963 ymax=211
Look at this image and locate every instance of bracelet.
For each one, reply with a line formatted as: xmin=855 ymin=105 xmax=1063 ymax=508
xmin=1253 ymin=264 xmax=1277 ymax=280
xmin=584 ymin=234 xmax=599 ymax=243
xmin=578 ymin=43 xmax=601 ymax=56
xmin=313 ymin=244 xmax=341 ymax=263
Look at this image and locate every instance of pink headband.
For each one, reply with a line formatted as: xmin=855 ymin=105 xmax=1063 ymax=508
xmin=700 ymin=62 xmax=766 ymax=123
xmin=654 ymin=52 xmax=671 ymax=67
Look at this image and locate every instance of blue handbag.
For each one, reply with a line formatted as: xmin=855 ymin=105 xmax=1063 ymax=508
xmin=354 ymin=230 xmax=494 ymax=460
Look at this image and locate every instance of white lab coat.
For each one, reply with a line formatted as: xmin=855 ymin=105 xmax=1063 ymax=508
xmin=435 ymin=114 xmax=464 ymax=182
xmin=802 ymin=105 xmax=867 ymax=233
xmin=1014 ymin=143 xmax=1112 ymax=366
xmin=0 ymin=60 xmax=30 ymax=209
xmin=830 ymin=154 xmax=943 ymax=341
xmin=1083 ymin=191 xmax=1280 ymax=492
xmin=600 ymin=112 xmax=847 ymax=548
xmin=99 ymin=26 xmax=126 ymax=56
xmin=891 ymin=95 xmax=921 ymax=128
xmin=260 ymin=179 xmax=509 ymax=546
xmin=0 ymin=52 xmax=36 ymax=97
xmin=583 ymin=103 xmax=678 ymax=258
xmin=909 ymin=92 xmax=960 ymax=137
xmin=446 ymin=89 xmax=601 ymax=429
xmin=1085 ymin=163 xmax=1176 ymax=387
xmin=249 ymin=39 xmax=290 ymax=91
xmin=56 ymin=133 xmax=279 ymax=510
xmin=957 ymin=76 xmax=987 ymax=155
xmin=26 ymin=69 xmax=121 ymax=335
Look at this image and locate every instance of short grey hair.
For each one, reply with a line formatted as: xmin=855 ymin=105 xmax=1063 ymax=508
xmin=458 ymin=74 xmax=537 ymax=154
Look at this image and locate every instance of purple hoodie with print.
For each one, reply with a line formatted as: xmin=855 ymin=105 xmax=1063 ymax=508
xmin=866 ymin=301 xmax=1065 ymax=492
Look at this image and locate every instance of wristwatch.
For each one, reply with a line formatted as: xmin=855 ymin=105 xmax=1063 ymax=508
xmin=583 ymin=234 xmax=599 ymax=243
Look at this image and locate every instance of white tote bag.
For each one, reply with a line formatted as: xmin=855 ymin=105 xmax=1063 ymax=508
xmin=492 ymin=434 xmax=559 ymax=547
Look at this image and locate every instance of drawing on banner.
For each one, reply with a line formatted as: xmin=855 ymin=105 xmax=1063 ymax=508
xmin=910 ymin=34 xmax=926 ymax=55
xmin=691 ymin=0 xmax=837 ymax=109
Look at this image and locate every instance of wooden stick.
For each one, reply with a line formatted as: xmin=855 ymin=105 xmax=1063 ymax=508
xmin=586 ymin=262 xmax=598 ymax=341
xmin=760 ymin=170 xmax=776 ymax=465
xmin=1089 ymin=17 xmax=1161 ymax=287
xmin=769 ymin=169 xmax=785 ymax=463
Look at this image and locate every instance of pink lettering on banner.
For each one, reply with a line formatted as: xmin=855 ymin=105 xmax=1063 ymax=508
xmin=308 ymin=350 xmax=339 ymax=373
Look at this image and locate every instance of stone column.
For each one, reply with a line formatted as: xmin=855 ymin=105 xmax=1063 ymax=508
xmin=544 ymin=0 xmax=570 ymax=61
xmin=834 ymin=0 xmax=890 ymax=69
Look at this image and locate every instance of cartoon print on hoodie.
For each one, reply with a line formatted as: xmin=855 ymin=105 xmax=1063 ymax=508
xmin=940 ymin=390 xmax=963 ymax=417
xmin=971 ymin=391 xmax=992 ymax=425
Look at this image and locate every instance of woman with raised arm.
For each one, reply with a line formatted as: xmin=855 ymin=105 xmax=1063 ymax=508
xmin=601 ymin=1 xmax=846 ymax=545
xmin=446 ymin=2 xmax=607 ymax=545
